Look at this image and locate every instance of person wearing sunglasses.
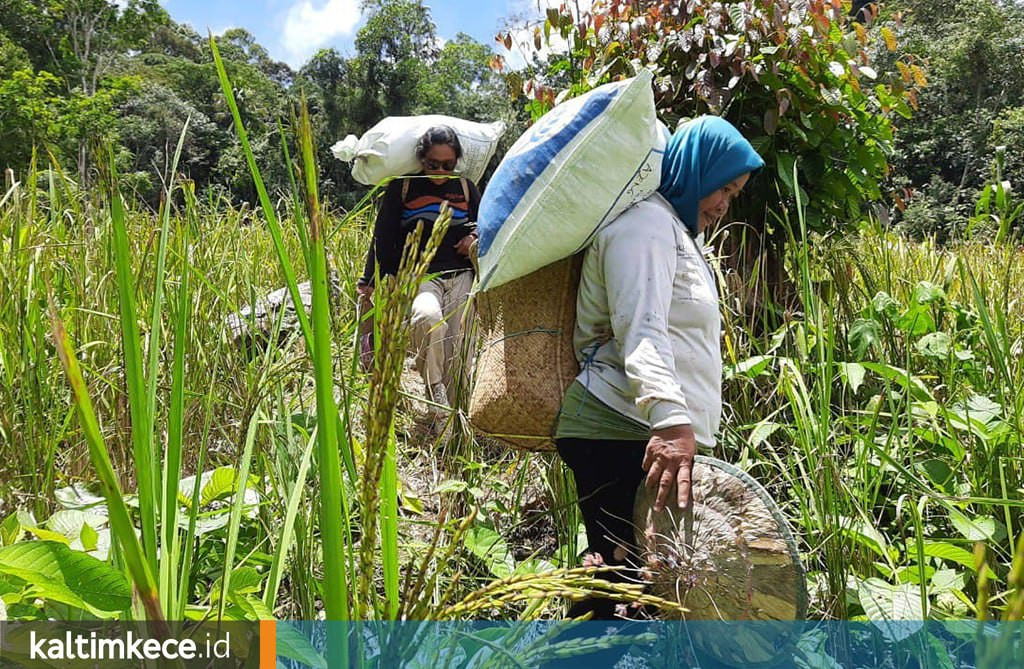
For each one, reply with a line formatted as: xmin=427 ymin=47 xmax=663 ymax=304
xmin=357 ymin=125 xmax=482 ymax=418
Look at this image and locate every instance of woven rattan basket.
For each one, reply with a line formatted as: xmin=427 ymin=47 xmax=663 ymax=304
xmin=634 ymin=455 xmax=807 ymax=667
xmin=469 ymin=255 xmax=583 ymax=450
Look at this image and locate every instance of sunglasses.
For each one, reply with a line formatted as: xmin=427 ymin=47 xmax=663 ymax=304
xmin=422 ymin=158 xmax=457 ymax=171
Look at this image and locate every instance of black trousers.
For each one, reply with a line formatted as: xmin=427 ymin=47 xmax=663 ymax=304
xmin=556 ymin=436 xmax=648 ymax=620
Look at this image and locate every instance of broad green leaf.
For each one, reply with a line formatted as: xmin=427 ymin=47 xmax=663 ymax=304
xmin=776 ymin=153 xmax=802 ymax=199
xmin=915 ymin=332 xmax=952 ymax=358
xmin=948 ymin=509 xmax=1006 ymax=543
xmin=16 ymin=510 xmax=36 ymax=529
xmin=464 ymin=524 xmax=515 ymax=580
xmin=727 ymin=4 xmax=746 ymax=28
xmin=212 ymin=566 xmax=264 ymax=603
xmin=749 ymin=420 xmax=782 ymax=448
xmin=54 ymin=482 xmax=106 ymax=511
xmin=838 ymin=362 xmax=866 ymax=394
xmin=913 ymin=281 xmax=946 ymax=305
xmin=896 ymin=307 xmax=935 ymax=336
xmin=848 ymin=318 xmax=882 ymax=359
xmin=278 ymin=623 xmax=328 ymax=669
xmin=930 ymin=569 xmax=966 ymax=594
xmin=46 ymin=510 xmax=107 ymax=541
xmin=179 ymin=468 xmax=260 ymax=510
xmin=952 ymin=394 xmax=1003 ymax=427
xmin=916 ymin=460 xmax=956 ymax=492
xmin=191 ymin=513 xmax=231 ymax=536
xmin=0 ymin=541 xmax=130 ymax=616
xmin=856 ymin=578 xmax=925 ymax=636
xmin=201 ymin=467 xmax=243 ymax=507
xmin=870 ymin=291 xmax=902 ymax=319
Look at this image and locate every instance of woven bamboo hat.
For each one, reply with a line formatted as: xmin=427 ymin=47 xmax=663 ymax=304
xmin=634 ymin=455 xmax=807 ymax=667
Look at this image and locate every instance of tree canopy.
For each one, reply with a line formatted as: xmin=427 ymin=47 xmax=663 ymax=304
xmin=0 ymin=0 xmax=513 ymax=207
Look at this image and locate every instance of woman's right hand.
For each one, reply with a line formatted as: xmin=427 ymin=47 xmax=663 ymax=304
xmin=643 ymin=424 xmax=696 ymax=512
xmin=356 ymin=283 xmax=374 ymax=299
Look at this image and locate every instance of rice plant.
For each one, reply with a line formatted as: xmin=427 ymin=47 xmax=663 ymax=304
xmin=3 ymin=45 xmax=1024 ymax=662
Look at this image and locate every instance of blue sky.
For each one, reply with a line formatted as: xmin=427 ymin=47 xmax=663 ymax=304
xmin=162 ymin=0 xmax=550 ymax=69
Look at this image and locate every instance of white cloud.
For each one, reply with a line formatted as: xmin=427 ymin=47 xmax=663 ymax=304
xmin=280 ymin=0 xmax=362 ymax=67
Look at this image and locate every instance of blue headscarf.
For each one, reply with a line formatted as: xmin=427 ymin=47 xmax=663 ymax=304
xmin=656 ymin=116 xmax=765 ymax=236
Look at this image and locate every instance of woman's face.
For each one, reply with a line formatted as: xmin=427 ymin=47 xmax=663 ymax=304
xmin=422 ymin=143 xmax=458 ymax=183
xmin=697 ymin=172 xmax=750 ymax=232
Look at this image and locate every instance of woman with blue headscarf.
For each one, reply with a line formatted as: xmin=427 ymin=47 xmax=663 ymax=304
xmin=554 ymin=116 xmax=764 ymax=619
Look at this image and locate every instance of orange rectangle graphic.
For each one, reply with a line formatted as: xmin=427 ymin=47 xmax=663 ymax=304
xmin=259 ymin=619 xmax=276 ymax=669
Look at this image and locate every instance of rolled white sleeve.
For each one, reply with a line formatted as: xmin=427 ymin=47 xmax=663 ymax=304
xmin=599 ymin=221 xmax=691 ymax=430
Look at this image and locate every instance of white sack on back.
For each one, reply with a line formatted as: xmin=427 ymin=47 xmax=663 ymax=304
xmin=331 ymin=115 xmax=506 ymax=186
xmin=476 ymin=69 xmax=667 ymax=292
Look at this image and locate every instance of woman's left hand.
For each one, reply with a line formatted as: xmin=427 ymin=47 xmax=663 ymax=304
xmin=454 ymin=234 xmax=476 ymax=257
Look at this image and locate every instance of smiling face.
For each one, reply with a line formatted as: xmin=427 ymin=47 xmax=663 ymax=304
xmin=697 ymin=172 xmax=751 ymax=232
xmin=422 ymin=143 xmax=458 ymax=184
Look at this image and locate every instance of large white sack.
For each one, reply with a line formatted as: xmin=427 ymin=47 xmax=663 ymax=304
xmin=476 ymin=70 xmax=667 ymax=292
xmin=331 ymin=115 xmax=505 ymax=186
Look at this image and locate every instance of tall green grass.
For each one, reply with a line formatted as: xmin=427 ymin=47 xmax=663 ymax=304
xmin=4 ymin=44 xmax=1024 ymax=632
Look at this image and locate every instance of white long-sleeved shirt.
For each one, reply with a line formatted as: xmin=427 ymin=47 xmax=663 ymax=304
xmin=573 ymin=192 xmax=722 ymax=448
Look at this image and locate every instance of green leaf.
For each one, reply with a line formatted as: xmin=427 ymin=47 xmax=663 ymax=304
xmin=952 ymin=394 xmax=1003 ymax=427
xmin=913 ymin=281 xmax=946 ymax=305
xmin=729 ymin=355 xmax=773 ymax=378
xmin=278 ymin=623 xmax=328 ymax=668
xmin=433 ymin=480 xmax=469 ymax=495
xmin=948 ymin=509 xmax=1006 ymax=543
xmin=201 ymin=467 xmax=243 ymax=507
xmin=929 ymin=569 xmax=966 ymax=594
xmin=895 ymin=307 xmax=935 ymax=336
xmin=841 ymin=519 xmax=891 ymax=559
xmin=728 ymin=4 xmax=746 ymax=28
xmin=464 ymin=524 xmax=515 ymax=579
xmin=54 ymin=483 xmax=105 ymax=508
xmin=921 ymin=541 xmax=977 ymax=572
xmin=24 ymin=527 xmax=71 ymax=545
xmin=856 ymin=578 xmax=926 ymax=633
xmin=749 ymin=420 xmax=782 ymax=448
xmin=46 ymin=510 xmax=108 ymax=541
xmin=0 ymin=541 xmax=131 ymax=616
xmin=916 ymin=460 xmax=956 ymax=492
xmin=870 ymin=291 xmax=902 ymax=319
xmin=861 ymin=362 xmax=933 ymax=401
xmin=80 ymin=523 xmax=99 ymax=553
xmin=212 ymin=567 xmax=264 ymax=603
xmin=915 ymin=332 xmax=952 ymax=359
xmin=848 ymin=318 xmax=882 ymax=359
xmin=776 ymin=152 xmax=798 ymax=195
xmin=1 ymin=512 xmax=22 ymax=547
xmin=838 ymin=362 xmax=866 ymax=394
